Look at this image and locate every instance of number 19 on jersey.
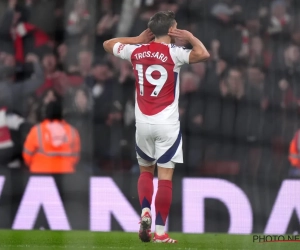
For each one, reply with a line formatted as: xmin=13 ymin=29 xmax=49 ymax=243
xmin=135 ymin=64 xmax=168 ymax=97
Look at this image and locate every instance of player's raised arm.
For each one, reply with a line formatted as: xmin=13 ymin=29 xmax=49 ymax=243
xmin=103 ymin=29 xmax=154 ymax=54
xmin=168 ymin=29 xmax=210 ymax=64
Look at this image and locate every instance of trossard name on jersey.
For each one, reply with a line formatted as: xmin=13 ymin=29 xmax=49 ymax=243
xmin=134 ymin=51 xmax=168 ymax=62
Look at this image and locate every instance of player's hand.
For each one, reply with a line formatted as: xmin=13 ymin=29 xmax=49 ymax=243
xmin=137 ymin=29 xmax=154 ymax=44
xmin=168 ymin=29 xmax=194 ymax=42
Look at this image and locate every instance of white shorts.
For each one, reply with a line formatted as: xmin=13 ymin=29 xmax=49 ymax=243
xmin=135 ymin=122 xmax=183 ymax=168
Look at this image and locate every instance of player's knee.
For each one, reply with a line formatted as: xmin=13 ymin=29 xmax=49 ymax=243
xmin=139 ymin=165 xmax=155 ymax=174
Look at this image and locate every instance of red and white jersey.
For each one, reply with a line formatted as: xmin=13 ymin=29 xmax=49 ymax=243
xmin=113 ymin=42 xmax=191 ymax=124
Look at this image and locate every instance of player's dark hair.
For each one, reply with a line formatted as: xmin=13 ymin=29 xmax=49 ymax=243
xmin=148 ymin=11 xmax=176 ymax=37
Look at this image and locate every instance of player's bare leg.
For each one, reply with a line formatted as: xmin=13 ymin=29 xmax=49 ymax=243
xmin=138 ymin=165 xmax=155 ymax=242
xmin=153 ymin=165 xmax=177 ymax=243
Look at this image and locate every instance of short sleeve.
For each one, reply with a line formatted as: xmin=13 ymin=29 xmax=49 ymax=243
xmin=170 ymin=46 xmax=192 ymax=66
xmin=113 ymin=42 xmax=137 ymax=61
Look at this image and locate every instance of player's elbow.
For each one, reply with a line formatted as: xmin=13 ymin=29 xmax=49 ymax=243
xmin=103 ymin=40 xmax=115 ymax=54
xmin=190 ymin=50 xmax=210 ymax=64
xmin=196 ymin=51 xmax=210 ymax=62
xmin=202 ymin=51 xmax=210 ymax=61
xmin=103 ymin=40 xmax=110 ymax=52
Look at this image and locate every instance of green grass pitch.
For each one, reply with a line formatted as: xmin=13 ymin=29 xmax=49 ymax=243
xmin=0 ymin=230 xmax=299 ymax=250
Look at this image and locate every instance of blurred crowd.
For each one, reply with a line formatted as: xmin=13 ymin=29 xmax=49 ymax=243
xmin=0 ymin=0 xmax=299 ymax=178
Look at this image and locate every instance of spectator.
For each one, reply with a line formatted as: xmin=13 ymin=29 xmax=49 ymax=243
xmin=2 ymin=0 xmax=52 ymax=64
xmin=281 ymin=44 xmax=300 ymax=75
xmin=35 ymin=52 xmax=59 ymax=96
xmin=25 ymin=0 xmax=63 ymax=40
xmin=57 ymin=43 xmax=80 ymax=73
xmin=36 ymin=88 xmax=61 ymax=122
xmin=220 ymin=68 xmax=245 ymax=100
xmin=78 ymin=50 xmax=93 ymax=79
xmin=244 ymin=66 xmax=273 ymax=176
xmin=95 ymin=8 xmax=119 ymax=58
xmin=65 ymin=87 xmax=93 ymax=172
xmin=0 ymin=53 xmax=44 ymax=116
xmin=267 ymin=0 xmax=291 ymax=40
xmin=158 ymin=0 xmax=179 ymax=13
xmin=205 ymin=39 xmax=228 ymax=94
xmin=0 ymin=107 xmax=29 ymax=168
xmin=290 ymin=15 xmax=300 ymax=46
xmin=90 ymin=61 xmax=122 ymax=170
xmin=25 ymin=94 xmax=39 ymax=124
xmin=57 ymin=43 xmax=68 ymax=69
xmin=117 ymin=60 xmax=136 ymax=171
xmin=129 ymin=6 xmax=157 ymax=37
xmin=106 ymin=53 xmax=122 ymax=75
xmin=245 ymin=67 xmax=269 ymax=130
xmin=269 ymin=44 xmax=300 ymax=108
xmin=207 ymin=2 xmax=246 ymax=64
xmin=190 ymin=62 xmax=206 ymax=85
xmin=0 ymin=0 xmax=19 ymax=54
xmin=66 ymin=0 xmax=91 ymax=47
xmin=244 ymin=12 xmax=261 ymax=37
xmin=248 ymin=36 xmax=272 ymax=70
xmin=23 ymin=100 xmax=81 ymax=174
xmin=202 ymin=68 xmax=246 ymax=165
xmin=245 ymin=66 xmax=266 ymax=102
xmin=190 ymin=62 xmax=210 ymax=93
xmin=36 ymin=51 xmax=83 ymax=96
xmin=179 ymin=71 xmax=204 ymax=174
